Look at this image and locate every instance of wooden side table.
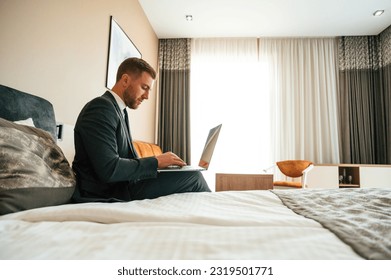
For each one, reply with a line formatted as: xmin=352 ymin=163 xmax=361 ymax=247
xmin=215 ymin=173 xmax=274 ymax=191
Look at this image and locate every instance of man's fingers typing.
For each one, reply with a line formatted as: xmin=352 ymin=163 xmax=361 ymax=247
xmin=156 ymin=152 xmax=186 ymax=168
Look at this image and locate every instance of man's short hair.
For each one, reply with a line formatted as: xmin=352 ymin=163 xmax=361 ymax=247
xmin=116 ymin=57 xmax=156 ymax=82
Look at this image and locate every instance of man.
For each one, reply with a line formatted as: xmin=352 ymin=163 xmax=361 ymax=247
xmin=72 ymin=57 xmax=210 ymax=202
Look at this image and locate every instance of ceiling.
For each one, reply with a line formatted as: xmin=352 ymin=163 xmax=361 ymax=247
xmin=138 ymin=0 xmax=391 ymax=38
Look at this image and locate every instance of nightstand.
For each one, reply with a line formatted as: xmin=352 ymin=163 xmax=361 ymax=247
xmin=215 ymin=173 xmax=274 ymax=191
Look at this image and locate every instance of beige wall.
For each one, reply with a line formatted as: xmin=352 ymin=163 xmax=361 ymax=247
xmin=0 ymin=0 xmax=158 ymax=142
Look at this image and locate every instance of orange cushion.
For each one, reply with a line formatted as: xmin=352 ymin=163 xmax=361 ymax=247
xmin=133 ymin=141 xmax=163 ymax=158
xmin=273 ymin=181 xmax=302 ymax=188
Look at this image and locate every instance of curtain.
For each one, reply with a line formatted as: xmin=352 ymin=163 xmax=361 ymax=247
xmin=158 ymin=38 xmax=191 ymax=163
xmin=338 ymin=25 xmax=391 ymax=164
xmin=381 ymin=27 xmax=391 ymax=164
xmin=259 ymin=38 xmax=340 ymax=163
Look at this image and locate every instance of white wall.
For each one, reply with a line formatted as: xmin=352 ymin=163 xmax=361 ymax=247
xmin=0 ymin=0 xmax=158 ymax=142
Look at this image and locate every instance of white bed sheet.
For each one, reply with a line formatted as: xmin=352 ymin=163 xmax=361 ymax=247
xmin=0 ymin=190 xmax=361 ymax=259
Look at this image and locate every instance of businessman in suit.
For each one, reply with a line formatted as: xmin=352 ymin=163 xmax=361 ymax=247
xmin=72 ymin=58 xmax=210 ymax=202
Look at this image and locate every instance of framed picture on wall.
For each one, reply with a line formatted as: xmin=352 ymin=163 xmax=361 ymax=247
xmin=106 ymin=16 xmax=141 ymax=89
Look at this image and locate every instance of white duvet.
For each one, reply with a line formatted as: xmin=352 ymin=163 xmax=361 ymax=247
xmin=0 ymin=190 xmax=361 ymax=259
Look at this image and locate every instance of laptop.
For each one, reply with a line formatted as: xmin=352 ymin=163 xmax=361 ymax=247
xmin=158 ymin=124 xmax=222 ymax=172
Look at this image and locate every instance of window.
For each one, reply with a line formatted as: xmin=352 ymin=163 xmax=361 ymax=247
xmin=190 ymin=39 xmax=272 ymax=187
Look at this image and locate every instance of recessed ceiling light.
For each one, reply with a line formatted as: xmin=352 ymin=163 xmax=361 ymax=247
xmin=373 ymin=10 xmax=384 ymax=16
xmin=186 ymin=15 xmax=193 ymax=21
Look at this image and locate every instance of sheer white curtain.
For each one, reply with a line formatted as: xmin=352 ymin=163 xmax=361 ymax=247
xmin=190 ymin=38 xmax=340 ymax=188
xmin=259 ymin=38 xmax=340 ymax=163
xmin=190 ymin=38 xmax=272 ymax=188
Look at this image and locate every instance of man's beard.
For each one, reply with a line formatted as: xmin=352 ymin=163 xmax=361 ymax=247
xmin=124 ymin=88 xmax=138 ymax=109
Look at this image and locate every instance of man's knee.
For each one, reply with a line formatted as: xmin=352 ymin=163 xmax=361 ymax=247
xmin=190 ymin=172 xmax=211 ymax=192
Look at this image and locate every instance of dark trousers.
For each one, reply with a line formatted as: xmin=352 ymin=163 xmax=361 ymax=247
xmin=130 ymin=171 xmax=211 ymax=200
xmin=73 ymin=171 xmax=210 ymax=203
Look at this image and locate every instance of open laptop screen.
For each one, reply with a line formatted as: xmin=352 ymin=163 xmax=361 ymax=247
xmin=199 ymin=124 xmax=222 ymax=169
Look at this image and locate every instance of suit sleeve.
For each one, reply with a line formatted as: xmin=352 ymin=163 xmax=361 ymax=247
xmin=74 ymin=97 xmax=158 ymax=183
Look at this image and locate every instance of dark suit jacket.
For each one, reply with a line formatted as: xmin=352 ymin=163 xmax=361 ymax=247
xmin=72 ymin=91 xmax=158 ymax=201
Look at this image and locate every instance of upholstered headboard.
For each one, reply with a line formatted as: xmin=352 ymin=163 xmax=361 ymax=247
xmin=0 ymin=84 xmax=57 ymax=139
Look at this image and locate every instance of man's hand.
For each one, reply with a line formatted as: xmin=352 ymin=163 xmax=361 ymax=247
xmin=156 ymin=152 xmax=187 ymax=169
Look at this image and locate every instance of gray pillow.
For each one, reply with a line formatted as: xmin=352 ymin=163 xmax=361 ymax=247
xmin=0 ymin=118 xmax=76 ymax=215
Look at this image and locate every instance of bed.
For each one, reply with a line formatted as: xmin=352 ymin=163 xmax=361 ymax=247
xmin=0 ymin=84 xmax=390 ymax=260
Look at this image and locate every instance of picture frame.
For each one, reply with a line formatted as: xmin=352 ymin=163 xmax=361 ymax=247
xmin=106 ymin=16 xmax=141 ymax=89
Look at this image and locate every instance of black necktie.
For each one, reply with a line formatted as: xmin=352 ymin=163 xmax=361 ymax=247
xmin=123 ymin=108 xmax=130 ymax=134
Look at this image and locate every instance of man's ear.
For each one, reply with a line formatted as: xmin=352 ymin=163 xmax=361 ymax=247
xmin=121 ymin=74 xmax=129 ymax=87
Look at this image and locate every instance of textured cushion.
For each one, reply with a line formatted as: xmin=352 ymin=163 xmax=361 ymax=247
xmin=0 ymin=118 xmax=76 ymax=215
xmin=133 ymin=141 xmax=163 ymax=158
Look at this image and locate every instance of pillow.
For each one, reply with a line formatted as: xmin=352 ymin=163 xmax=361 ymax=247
xmin=0 ymin=118 xmax=76 ymax=215
xmin=13 ymin=117 xmax=35 ymax=127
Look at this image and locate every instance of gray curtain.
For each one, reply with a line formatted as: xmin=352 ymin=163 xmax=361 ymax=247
xmin=338 ymin=25 xmax=391 ymax=164
xmin=158 ymin=38 xmax=192 ymax=163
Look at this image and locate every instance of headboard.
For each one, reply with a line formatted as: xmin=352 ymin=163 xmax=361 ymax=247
xmin=0 ymin=84 xmax=57 ymax=139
